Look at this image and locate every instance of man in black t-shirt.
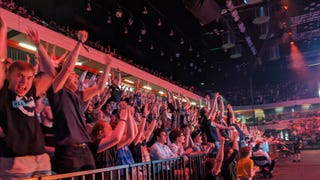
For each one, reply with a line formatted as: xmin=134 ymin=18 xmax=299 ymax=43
xmin=0 ymin=15 xmax=56 ymax=179
xmin=46 ymin=30 xmax=112 ymax=174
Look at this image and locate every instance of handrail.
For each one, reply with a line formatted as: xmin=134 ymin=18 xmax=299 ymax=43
xmin=26 ymin=155 xmax=210 ymax=180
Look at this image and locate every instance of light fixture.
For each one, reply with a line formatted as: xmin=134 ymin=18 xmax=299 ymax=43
xmin=19 ymin=42 xmax=36 ymax=51
xmin=141 ymin=26 xmax=147 ymax=35
xmin=230 ymin=44 xmax=242 ymax=59
xmin=203 ymin=58 xmax=207 ymax=63
xmin=221 ymin=31 xmax=235 ymax=49
xmin=142 ymin=6 xmax=148 ymax=15
xmin=143 ymin=85 xmax=152 ymax=90
xmin=157 ymin=18 xmax=162 ymax=26
xmin=175 ymin=51 xmax=180 ymax=58
xmin=188 ymin=44 xmax=193 ymax=51
xmin=99 ymin=70 xmax=104 ymax=73
xmin=75 ymin=62 xmax=83 ymax=66
xmin=252 ymin=5 xmax=270 ymax=24
xmin=124 ymin=79 xmax=134 ymax=84
xmin=196 ymin=51 xmax=200 ymax=58
xmin=128 ymin=17 xmax=134 ymax=26
xmin=115 ymin=9 xmax=123 ymax=18
xmin=86 ymin=2 xmax=92 ymax=12
xmin=160 ymin=50 xmax=164 ymax=56
xmin=169 ymin=29 xmax=174 ymax=36
xmin=169 ymin=56 xmax=174 ymax=62
xmin=124 ymin=27 xmax=128 ymax=34
xmin=107 ymin=16 xmax=112 ymax=24
xmin=159 ymin=91 xmax=164 ymax=95
xmin=138 ymin=36 xmax=142 ymax=43
xmin=150 ymin=42 xmax=154 ymax=50
xmin=180 ymin=38 xmax=184 ymax=44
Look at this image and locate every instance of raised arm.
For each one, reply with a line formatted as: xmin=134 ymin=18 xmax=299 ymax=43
xmin=117 ymin=106 xmax=137 ymax=149
xmin=0 ymin=15 xmax=7 ymax=90
xmin=52 ymin=30 xmax=87 ymax=93
xmin=144 ymin=119 xmax=157 ymax=142
xmin=97 ymin=108 xmax=127 ymax=153
xmin=82 ymin=63 xmax=111 ymax=102
xmin=212 ymin=137 xmax=225 ymax=175
xmin=26 ymin=29 xmax=56 ymax=78
xmin=208 ymin=94 xmax=218 ymax=120
xmin=133 ymin=115 xmax=147 ymax=145
xmin=218 ymin=95 xmax=225 ymax=118
xmin=94 ymin=88 xmax=111 ymax=110
xmin=26 ymin=29 xmax=57 ymax=96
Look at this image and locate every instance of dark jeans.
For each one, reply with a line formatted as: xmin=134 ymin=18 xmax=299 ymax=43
xmin=53 ymin=145 xmax=96 ymax=174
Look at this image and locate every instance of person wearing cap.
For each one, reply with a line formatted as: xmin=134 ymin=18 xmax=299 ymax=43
xmin=191 ymin=129 xmax=214 ymax=154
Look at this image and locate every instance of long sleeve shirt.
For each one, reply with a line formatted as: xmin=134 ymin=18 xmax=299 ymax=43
xmin=150 ymin=142 xmax=177 ymax=160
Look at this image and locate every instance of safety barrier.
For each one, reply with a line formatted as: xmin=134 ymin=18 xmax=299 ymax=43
xmin=27 ymin=154 xmax=209 ymax=180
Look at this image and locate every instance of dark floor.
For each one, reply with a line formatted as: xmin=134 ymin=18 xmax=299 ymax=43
xmin=257 ymin=150 xmax=320 ymax=180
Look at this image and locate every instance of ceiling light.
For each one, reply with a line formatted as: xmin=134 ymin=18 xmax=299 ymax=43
xmin=159 ymin=91 xmax=164 ymax=95
xmin=124 ymin=27 xmax=128 ymax=34
xmin=157 ymin=18 xmax=162 ymax=26
xmin=175 ymin=51 xmax=180 ymax=58
xmin=150 ymin=42 xmax=154 ymax=50
xmin=169 ymin=56 xmax=173 ymax=62
xmin=180 ymin=38 xmax=184 ymax=44
xmin=160 ymin=50 xmax=164 ymax=56
xmin=138 ymin=36 xmax=142 ymax=43
xmin=99 ymin=70 xmax=104 ymax=73
xmin=19 ymin=42 xmax=36 ymax=51
xmin=141 ymin=27 xmax=147 ymax=35
xmin=142 ymin=6 xmax=148 ymax=15
xmin=86 ymin=2 xmax=92 ymax=12
xmin=169 ymin=29 xmax=174 ymax=36
xmin=124 ymin=79 xmax=134 ymax=84
xmin=115 ymin=9 xmax=123 ymax=18
xmin=76 ymin=62 xmax=83 ymax=66
xmin=196 ymin=51 xmax=200 ymax=58
xmin=191 ymin=102 xmax=196 ymax=105
xmin=128 ymin=17 xmax=134 ymax=26
xmin=203 ymin=58 xmax=207 ymax=63
xmin=189 ymin=45 xmax=193 ymax=51
xmin=107 ymin=16 xmax=112 ymax=24
xmin=143 ymin=85 xmax=152 ymax=90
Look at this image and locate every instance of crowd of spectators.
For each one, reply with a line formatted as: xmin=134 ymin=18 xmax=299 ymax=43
xmin=1 ymin=3 xmax=311 ymax=179
xmin=224 ymin=80 xmax=318 ymax=106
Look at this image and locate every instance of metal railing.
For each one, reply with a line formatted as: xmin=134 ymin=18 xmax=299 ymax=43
xmin=27 ymin=154 xmax=209 ymax=180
